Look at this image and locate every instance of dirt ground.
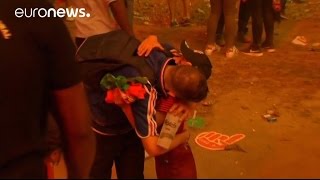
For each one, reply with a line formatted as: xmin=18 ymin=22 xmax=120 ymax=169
xmin=132 ymin=0 xmax=320 ymax=178
xmin=61 ymin=0 xmax=320 ymax=178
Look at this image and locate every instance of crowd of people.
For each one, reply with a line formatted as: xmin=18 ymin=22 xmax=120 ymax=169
xmin=0 ymin=0 xmax=306 ymax=179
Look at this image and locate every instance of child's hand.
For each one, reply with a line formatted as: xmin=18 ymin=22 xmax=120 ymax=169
xmin=181 ymin=129 xmax=191 ymax=143
xmin=169 ymin=101 xmax=195 ymax=122
xmin=138 ymin=35 xmax=164 ymax=57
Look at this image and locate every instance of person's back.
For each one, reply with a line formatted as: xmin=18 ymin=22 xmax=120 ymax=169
xmin=69 ymin=0 xmax=119 ymax=38
xmin=69 ymin=0 xmax=133 ymax=47
xmin=0 ymin=0 xmax=95 ymax=178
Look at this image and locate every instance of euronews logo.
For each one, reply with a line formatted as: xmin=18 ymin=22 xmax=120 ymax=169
xmin=15 ymin=8 xmax=90 ymax=18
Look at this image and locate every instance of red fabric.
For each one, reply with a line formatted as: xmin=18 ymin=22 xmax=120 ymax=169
xmin=46 ymin=163 xmax=54 ymax=179
xmin=104 ymin=84 xmax=147 ymax=128
xmin=155 ymin=143 xmax=197 ymax=179
xmin=156 ymin=95 xmax=176 ymax=113
xmin=155 ymin=96 xmax=197 ymax=178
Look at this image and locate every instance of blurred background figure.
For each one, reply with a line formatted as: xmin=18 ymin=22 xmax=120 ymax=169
xmin=280 ymin=0 xmax=289 ymax=19
xmin=167 ymin=0 xmax=192 ymax=27
xmin=205 ymin=0 xmax=241 ymax=58
xmin=68 ymin=0 xmax=133 ymax=47
xmin=242 ymin=0 xmax=279 ymax=57
xmin=215 ymin=0 xmax=251 ymax=47
xmin=125 ymin=0 xmax=135 ymax=28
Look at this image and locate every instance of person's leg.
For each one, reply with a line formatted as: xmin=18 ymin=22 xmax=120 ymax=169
xmin=262 ymin=0 xmax=276 ymax=52
xmin=243 ymin=0 xmax=263 ymax=56
xmin=237 ymin=1 xmax=251 ymax=43
xmin=216 ymin=14 xmax=225 ymax=46
xmin=223 ymin=0 xmax=240 ymax=49
xmin=125 ymin=0 xmax=134 ymax=28
xmin=281 ymin=0 xmax=287 ymax=14
xmin=167 ymin=0 xmax=178 ymax=27
xmin=205 ymin=0 xmax=222 ymax=55
xmin=180 ymin=0 xmax=192 ymax=26
xmin=243 ymin=0 xmax=264 ymax=56
xmin=223 ymin=0 xmax=240 ymax=58
xmin=250 ymin=0 xmax=263 ymax=48
xmin=114 ymin=130 xmax=145 ymax=179
xmin=182 ymin=0 xmax=191 ymax=19
xmin=90 ymin=133 xmax=119 ymax=179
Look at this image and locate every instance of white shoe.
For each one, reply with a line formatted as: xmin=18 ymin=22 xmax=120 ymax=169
xmin=205 ymin=44 xmax=220 ymax=56
xmin=226 ymin=46 xmax=238 ymax=58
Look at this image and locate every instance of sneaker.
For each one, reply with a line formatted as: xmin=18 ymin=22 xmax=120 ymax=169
xmin=180 ymin=18 xmax=191 ymax=27
xmin=242 ymin=47 xmax=263 ymax=57
xmin=261 ymin=42 xmax=276 ymax=52
xmin=170 ymin=20 xmax=179 ymax=27
xmin=205 ymin=44 xmax=221 ymax=56
xmin=226 ymin=46 xmax=239 ymax=58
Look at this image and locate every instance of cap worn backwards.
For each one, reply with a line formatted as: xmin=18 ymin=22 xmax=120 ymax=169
xmin=180 ymin=40 xmax=213 ymax=79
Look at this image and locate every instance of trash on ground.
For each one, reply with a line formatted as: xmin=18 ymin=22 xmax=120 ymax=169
xmin=292 ymin=36 xmax=307 ymax=46
xmin=202 ymin=101 xmax=213 ymax=106
xmin=262 ymin=109 xmax=280 ymax=123
xmin=310 ymin=42 xmax=320 ymax=51
xmin=224 ymin=144 xmax=247 ymax=153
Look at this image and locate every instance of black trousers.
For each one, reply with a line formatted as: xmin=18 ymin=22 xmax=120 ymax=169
xmin=248 ymin=0 xmax=275 ymax=48
xmin=238 ymin=1 xmax=251 ymax=34
xmin=90 ymin=130 xmax=145 ymax=179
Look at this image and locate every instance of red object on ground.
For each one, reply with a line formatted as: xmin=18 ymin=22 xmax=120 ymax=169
xmin=195 ymin=131 xmax=246 ymax=150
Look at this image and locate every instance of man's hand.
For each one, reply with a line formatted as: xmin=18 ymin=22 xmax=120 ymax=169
xmin=138 ymin=35 xmax=164 ymax=57
xmin=169 ymin=101 xmax=196 ymax=122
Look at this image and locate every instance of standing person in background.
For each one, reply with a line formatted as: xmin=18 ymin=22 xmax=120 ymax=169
xmin=0 ymin=0 xmax=95 ymax=178
xmin=167 ymin=0 xmax=191 ymax=27
xmin=69 ymin=0 xmax=133 ymax=47
xmin=242 ymin=0 xmax=277 ymax=57
xmin=205 ymin=0 xmax=241 ymax=58
xmin=237 ymin=0 xmax=251 ymax=43
xmin=280 ymin=0 xmax=288 ymax=19
xmin=215 ymin=0 xmax=251 ymax=46
xmin=125 ymin=0 xmax=135 ymax=28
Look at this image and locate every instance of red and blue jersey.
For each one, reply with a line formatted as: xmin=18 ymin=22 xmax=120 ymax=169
xmin=91 ymin=46 xmax=177 ymax=138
